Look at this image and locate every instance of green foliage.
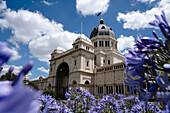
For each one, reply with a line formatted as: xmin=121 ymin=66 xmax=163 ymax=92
xmin=26 ymin=81 xmax=39 ymax=90
xmin=0 ymin=73 xmax=17 ymax=81
xmin=43 ymin=89 xmax=55 ymax=98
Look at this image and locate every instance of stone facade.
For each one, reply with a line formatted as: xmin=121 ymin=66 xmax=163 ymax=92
xmin=31 ymin=19 xmax=132 ymax=97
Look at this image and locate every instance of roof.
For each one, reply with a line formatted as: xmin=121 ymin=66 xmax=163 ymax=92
xmin=74 ymin=34 xmax=92 ymax=44
xmin=90 ymin=19 xmax=115 ymax=39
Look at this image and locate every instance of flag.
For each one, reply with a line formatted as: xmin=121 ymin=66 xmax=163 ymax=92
xmin=97 ymin=12 xmax=101 ymax=16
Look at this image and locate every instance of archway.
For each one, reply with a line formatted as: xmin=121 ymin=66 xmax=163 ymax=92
xmin=85 ymin=80 xmax=90 ymax=85
xmin=56 ymin=62 xmax=69 ymax=99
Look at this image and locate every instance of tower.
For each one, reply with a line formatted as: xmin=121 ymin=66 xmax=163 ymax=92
xmin=70 ymin=35 xmax=94 ymax=92
xmin=90 ymin=18 xmax=123 ymax=67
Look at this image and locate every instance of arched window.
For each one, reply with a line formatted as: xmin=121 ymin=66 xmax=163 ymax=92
xmin=101 ymin=26 xmax=105 ymax=29
xmin=85 ymin=80 xmax=90 ymax=85
xmin=73 ymin=80 xmax=77 ymax=84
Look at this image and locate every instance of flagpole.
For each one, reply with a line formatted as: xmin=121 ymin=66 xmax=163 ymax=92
xmin=81 ymin=22 xmax=83 ymax=38
xmin=101 ymin=12 xmax=102 ymax=19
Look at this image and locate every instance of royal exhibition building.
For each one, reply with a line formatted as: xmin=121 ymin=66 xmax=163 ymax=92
xmin=31 ymin=19 xmax=132 ymax=98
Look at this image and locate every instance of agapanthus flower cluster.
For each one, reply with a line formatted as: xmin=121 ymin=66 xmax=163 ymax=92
xmin=124 ymin=10 xmax=170 ymax=112
xmin=0 ymin=42 xmax=41 ymax=113
xmin=39 ymin=88 xmax=162 ymax=112
xmin=38 ymin=94 xmax=72 ymax=113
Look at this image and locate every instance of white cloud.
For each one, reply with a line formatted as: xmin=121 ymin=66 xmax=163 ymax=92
xmin=31 ymin=76 xmax=40 ymax=81
xmin=9 ymin=47 xmax=22 ymax=61
xmin=1 ymin=64 xmax=32 ymax=76
xmin=117 ymin=35 xmax=135 ymax=52
xmin=0 ymin=1 xmax=81 ymax=62
xmin=41 ymin=0 xmax=53 ymax=6
xmin=76 ymin=0 xmax=110 ymax=16
xmin=117 ymin=0 xmax=170 ymax=30
xmin=28 ymin=32 xmax=79 ymax=62
xmin=37 ymin=67 xmax=49 ymax=74
xmin=137 ymin=0 xmax=155 ymax=4
xmin=0 ymin=0 xmax=6 ymax=11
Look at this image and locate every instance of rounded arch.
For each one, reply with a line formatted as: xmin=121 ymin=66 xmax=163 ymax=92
xmin=56 ymin=62 xmax=69 ymax=99
xmin=84 ymin=80 xmax=90 ymax=85
xmin=57 ymin=62 xmax=69 ymax=77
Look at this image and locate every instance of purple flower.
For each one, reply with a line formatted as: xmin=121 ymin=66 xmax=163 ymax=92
xmin=163 ymin=64 xmax=170 ymax=74
xmin=0 ymin=41 xmax=41 ymax=113
xmin=7 ymin=66 xmax=14 ymax=75
xmin=124 ymin=52 xmax=145 ymax=74
xmin=156 ymin=73 xmax=170 ymax=91
xmin=0 ymin=42 xmax=12 ymax=66
xmin=141 ymin=37 xmax=158 ymax=45
xmin=12 ymin=61 xmax=34 ymax=86
xmin=0 ymin=80 xmax=41 ymax=113
xmin=149 ymin=11 xmax=170 ymax=29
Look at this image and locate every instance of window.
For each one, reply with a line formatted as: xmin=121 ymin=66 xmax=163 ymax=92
xmin=119 ymin=85 xmax=121 ymax=94
xmin=94 ymin=56 xmax=96 ymax=65
xmin=101 ymin=41 xmax=103 ymax=47
xmin=75 ymin=45 xmax=78 ymax=49
xmin=50 ymin=67 xmax=52 ymax=72
xmin=99 ymin=41 xmax=102 ymax=47
xmin=108 ymin=60 xmax=110 ymax=65
xmin=94 ymin=41 xmax=98 ymax=47
xmin=106 ymin=86 xmax=113 ymax=94
xmin=74 ymin=60 xmax=76 ymax=66
xmin=48 ymin=83 xmax=51 ymax=87
xmin=73 ymin=80 xmax=77 ymax=84
xmin=101 ymin=26 xmax=105 ymax=29
xmin=105 ymin=41 xmax=110 ymax=47
xmin=86 ymin=61 xmax=89 ymax=67
xmin=85 ymin=80 xmax=90 ymax=85
xmin=122 ymin=85 xmax=124 ymax=94
xmin=116 ymin=86 xmax=118 ymax=93
xmin=105 ymin=41 xmax=107 ymax=47
xmin=98 ymin=86 xmax=103 ymax=94
xmin=99 ymin=41 xmax=104 ymax=47
xmin=103 ymin=59 xmax=105 ymax=64
xmin=86 ymin=46 xmax=89 ymax=50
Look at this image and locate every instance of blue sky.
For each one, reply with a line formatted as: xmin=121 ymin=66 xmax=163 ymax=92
xmin=0 ymin=0 xmax=169 ymax=80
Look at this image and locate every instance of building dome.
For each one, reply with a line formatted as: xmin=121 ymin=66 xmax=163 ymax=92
xmin=75 ymin=34 xmax=92 ymax=44
xmin=90 ymin=18 xmax=115 ymax=39
xmin=53 ymin=46 xmax=66 ymax=53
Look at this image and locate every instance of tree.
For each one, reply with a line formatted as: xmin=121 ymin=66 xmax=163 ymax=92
xmin=0 ymin=73 xmax=17 ymax=81
xmin=26 ymin=81 xmax=39 ymax=90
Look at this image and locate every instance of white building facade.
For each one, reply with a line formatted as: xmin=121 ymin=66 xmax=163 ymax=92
xmin=32 ymin=19 xmax=131 ymax=98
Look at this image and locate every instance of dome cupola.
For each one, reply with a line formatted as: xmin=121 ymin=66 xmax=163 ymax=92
xmin=90 ymin=18 xmax=115 ymax=39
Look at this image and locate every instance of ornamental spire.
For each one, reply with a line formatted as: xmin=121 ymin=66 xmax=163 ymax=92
xmin=100 ymin=18 xmax=104 ymax=24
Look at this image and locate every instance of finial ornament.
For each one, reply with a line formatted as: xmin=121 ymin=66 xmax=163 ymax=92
xmin=100 ymin=18 xmax=104 ymax=24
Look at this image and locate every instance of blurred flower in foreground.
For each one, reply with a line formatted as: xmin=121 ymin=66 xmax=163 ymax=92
xmin=0 ymin=42 xmax=12 ymax=66
xmin=124 ymin=10 xmax=170 ymax=112
xmin=0 ymin=42 xmax=41 ymax=113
